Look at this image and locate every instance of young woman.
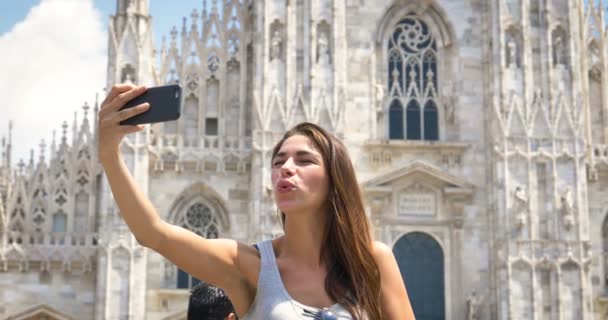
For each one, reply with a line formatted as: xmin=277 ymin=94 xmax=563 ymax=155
xmin=98 ymin=83 xmax=415 ymax=320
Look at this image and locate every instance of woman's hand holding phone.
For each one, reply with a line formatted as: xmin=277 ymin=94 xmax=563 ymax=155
xmin=97 ymin=84 xmax=149 ymax=163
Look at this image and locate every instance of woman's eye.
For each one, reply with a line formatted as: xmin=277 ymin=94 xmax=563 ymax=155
xmin=272 ymin=161 xmax=284 ymax=167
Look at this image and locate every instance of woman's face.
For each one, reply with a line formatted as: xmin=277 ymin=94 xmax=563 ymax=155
xmin=271 ymin=134 xmax=329 ymax=215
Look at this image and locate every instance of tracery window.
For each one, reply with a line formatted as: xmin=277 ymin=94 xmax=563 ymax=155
xmin=176 ymin=203 xmax=220 ymax=288
xmin=387 ymin=14 xmax=439 ymax=140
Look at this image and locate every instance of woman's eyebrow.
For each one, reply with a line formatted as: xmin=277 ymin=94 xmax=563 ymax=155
xmin=274 ymin=150 xmax=319 ymax=158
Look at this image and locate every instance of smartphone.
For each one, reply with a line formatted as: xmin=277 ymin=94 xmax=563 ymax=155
xmin=119 ymin=84 xmax=182 ymax=125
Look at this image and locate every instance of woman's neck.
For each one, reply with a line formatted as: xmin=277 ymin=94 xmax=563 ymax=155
xmin=278 ymin=210 xmax=327 ymax=268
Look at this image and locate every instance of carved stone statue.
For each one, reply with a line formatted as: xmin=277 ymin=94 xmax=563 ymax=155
xmin=513 ymin=186 xmax=528 ymax=230
xmin=441 ymin=82 xmax=456 ymax=124
xmin=588 ymin=164 xmax=599 ymax=182
xmin=443 ymin=95 xmax=455 ymax=124
xmin=121 ymin=64 xmax=136 ymax=83
xmin=553 ymin=33 xmax=566 ymax=66
xmin=317 ymin=31 xmax=330 ymax=66
xmin=466 ymin=291 xmax=482 ymax=320
xmin=514 ymin=185 xmax=528 ymax=204
xmin=270 ymin=30 xmax=282 ymax=61
xmin=506 ymin=38 xmax=518 ymax=68
xmin=560 ymin=188 xmax=573 ymax=215
xmin=124 ymin=73 xmax=134 ymax=84
xmin=126 ymin=0 xmax=135 ymax=13
xmin=268 ymin=29 xmax=285 ymax=92
xmin=560 ymin=187 xmax=575 ymax=230
xmin=374 ymin=84 xmax=384 ymax=112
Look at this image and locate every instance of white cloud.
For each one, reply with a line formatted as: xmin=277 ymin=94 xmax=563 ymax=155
xmin=0 ymin=0 xmax=107 ymax=165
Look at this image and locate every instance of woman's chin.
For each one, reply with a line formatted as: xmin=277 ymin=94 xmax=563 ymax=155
xmin=277 ymin=201 xmax=302 ymax=213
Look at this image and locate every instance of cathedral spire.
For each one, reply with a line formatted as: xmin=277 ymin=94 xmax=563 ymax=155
xmin=1 ymin=138 xmax=5 ymax=169
xmin=108 ymin=0 xmax=155 ymax=88
xmin=202 ymin=0 xmax=208 ymax=20
xmin=72 ymin=111 xmax=78 ymax=146
xmin=0 ymin=121 xmax=12 ymax=190
xmin=28 ymin=148 xmax=34 ymax=172
xmin=51 ymin=130 xmax=57 ymax=157
xmin=81 ymin=102 xmax=90 ymax=134
xmin=38 ymin=139 xmax=46 ymax=165
xmin=60 ymin=121 xmax=68 ymax=149
xmin=116 ymin=0 xmax=149 ymax=16
xmin=2 ymin=121 xmax=13 ymax=169
xmin=93 ymin=94 xmax=99 ymax=147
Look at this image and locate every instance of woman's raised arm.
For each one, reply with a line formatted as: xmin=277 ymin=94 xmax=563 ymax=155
xmin=97 ymin=84 xmax=259 ymax=315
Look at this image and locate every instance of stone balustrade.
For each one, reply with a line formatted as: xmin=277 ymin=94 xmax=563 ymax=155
xmin=5 ymin=231 xmax=99 ymax=248
xmin=154 ymin=134 xmax=251 ymax=152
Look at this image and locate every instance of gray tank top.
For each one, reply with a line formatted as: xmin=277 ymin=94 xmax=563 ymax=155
xmin=241 ymin=240 xmax=355 ymax=319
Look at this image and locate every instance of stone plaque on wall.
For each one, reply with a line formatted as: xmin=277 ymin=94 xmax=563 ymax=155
xmin=398 ymin=192 xmax=436 ymax=216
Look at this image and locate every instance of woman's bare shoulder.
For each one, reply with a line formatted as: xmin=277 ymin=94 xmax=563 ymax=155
xmin=371 ymin=240 xmax=416 ymax=319
xmin=371 ymin=240 xmax=393 ymax=260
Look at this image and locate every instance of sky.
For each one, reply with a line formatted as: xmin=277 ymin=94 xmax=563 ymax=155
xmin=0 ymin=0 xmax=205 ymax=166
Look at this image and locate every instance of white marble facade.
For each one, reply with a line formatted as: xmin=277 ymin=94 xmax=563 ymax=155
xmin=1 ymin=0 xmax=608 ymax=319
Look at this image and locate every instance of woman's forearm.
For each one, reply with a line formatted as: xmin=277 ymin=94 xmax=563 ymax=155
xmin=101 ymin=151 xmax=165 ymax=249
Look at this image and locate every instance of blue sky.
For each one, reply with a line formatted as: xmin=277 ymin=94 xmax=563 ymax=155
xmin=0 ymin=1 xmax=204 ymax=49
xmin=0 ymin=0 xmax=206 ymax=165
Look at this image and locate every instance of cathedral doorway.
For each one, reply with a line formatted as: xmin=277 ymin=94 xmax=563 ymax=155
xmin=393 ymin=231 xmax=445 ymax=320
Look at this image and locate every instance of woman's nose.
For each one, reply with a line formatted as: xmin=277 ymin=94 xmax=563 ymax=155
xmin=280 ymin=159 xmax=295 ymax=177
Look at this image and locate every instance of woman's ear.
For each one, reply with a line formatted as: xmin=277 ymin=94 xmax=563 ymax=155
xmin=225 ymin=313 xmax=238 ymax=320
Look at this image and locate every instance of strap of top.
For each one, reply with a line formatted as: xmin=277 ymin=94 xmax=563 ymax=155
xmin=256 ymin=240 xmax=283 ymax=291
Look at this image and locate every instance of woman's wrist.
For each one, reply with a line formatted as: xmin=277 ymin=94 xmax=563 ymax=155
xmin=98 ymin=147 xmax=122 ymax=165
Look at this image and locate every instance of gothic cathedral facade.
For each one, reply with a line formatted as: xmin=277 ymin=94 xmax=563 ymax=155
xmin=1 ymin=0 xmax=608 ymax=319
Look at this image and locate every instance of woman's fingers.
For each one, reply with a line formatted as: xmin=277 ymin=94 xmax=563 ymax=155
xmin=113 ymin=102 xmax=150 ymax=123
xmin=112 ymin=85 xmax=147 ymax=110
xmin=120 ymin=124 xmax=145 ymax=135
xmin=101 ymin=83 xmax=137 ymax=110
xmin=100 ymin=85 xmax=147 ymax=117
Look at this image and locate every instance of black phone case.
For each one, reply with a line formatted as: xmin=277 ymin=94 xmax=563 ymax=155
xmin=119 ymin=84 xmax=182 ymax=125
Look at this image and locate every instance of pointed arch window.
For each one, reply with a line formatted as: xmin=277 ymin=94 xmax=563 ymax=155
xmin=52 ymin=211 xmax=67 ymax=233
xmin=176 ymin=202 xmax=220 ymax=288
xmin=389 ymin=100 xmax=404 ymax=139
xmin=424 ymin=101 xmax=439 ymax=140
xmin=74 ymin=191 xmax=89 ymax=233
xmin=387 ymin=14 xmax=439 ymax=141
xmin=406 ymin=101 xmax=421 ymax=139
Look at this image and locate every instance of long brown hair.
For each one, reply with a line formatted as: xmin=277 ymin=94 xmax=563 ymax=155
xmin=271 ymin=122 xmax=382 ymax=320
